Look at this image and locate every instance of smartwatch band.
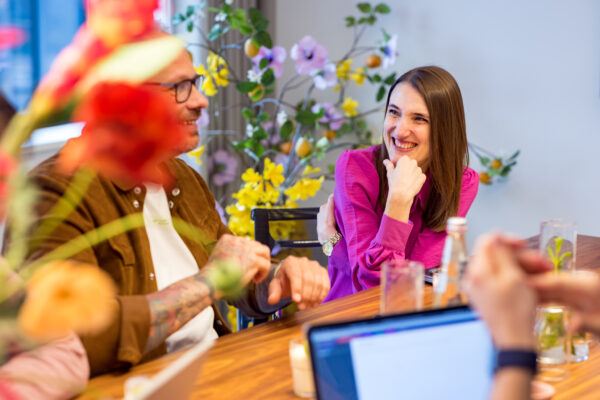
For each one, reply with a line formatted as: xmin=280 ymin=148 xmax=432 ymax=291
xmin=495 ymin=349 xmax=537 ymax=375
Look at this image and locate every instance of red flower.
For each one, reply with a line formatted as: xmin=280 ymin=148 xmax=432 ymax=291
xmin=59 ymin=83 xmax=188 ymax=185
xmin=0 ymin=27 xmax=26 ymax=52
xmin=86 ymin=0 xmax=159 ymax=47
xmin=0 ymin=150 xmax=16 ymax=221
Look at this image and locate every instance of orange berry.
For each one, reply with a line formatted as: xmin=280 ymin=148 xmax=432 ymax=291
xmin=280 ymin=141 xmax=292 ymax=155
xmin=365 ymin=55 xmax=382 ymax=68
xmin=244 ymin=38 xmax=260 ymax=58
xmin=322 ymin=130 xmax=336 ymax=141
xmin=295 ymin=138 xmax=312 ymax=158
xmin=490 ymin=159 xmax=502 ymax=169
xmin=479 ymin=172 xmax=491 ymax=185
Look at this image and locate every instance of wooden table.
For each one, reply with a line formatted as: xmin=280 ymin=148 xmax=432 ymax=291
xmin=79 ymin=235 xmax=600 ymax=400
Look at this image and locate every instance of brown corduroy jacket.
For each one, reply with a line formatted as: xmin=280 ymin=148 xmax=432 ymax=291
xmin=23 ymin=153 xmax=280 ymax=376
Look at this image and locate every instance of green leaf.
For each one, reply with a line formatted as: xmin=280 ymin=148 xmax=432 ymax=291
xmin=328 ymin=164 xmax=336 ymax=174
xmin=358 ymin=17 xmax=369 ymax=24
xmin=242 ymin=107 xmax=254 ymax=120
xmin=172 ymin=13 xmax=185 ymax=25
xmin=253 ymin=142 xmax=265 ymax=158
xmin=508 ymin=150 xmax=520 ymax=160
xmin=296 ymin=109 xmax=319 ymax=126
xmin=253 ymin=19 xmax=269 ymax=32
xmin=248 ymin=85 xmax=264 ymax=101
xmin=232 ymin=139 xmax=248 ymax=150
xmin=381 ymin=28 xmax=391 ymax=42
xmin=208 ymin=23 xmax=222 ymax=41
xmin=185 ymin=5 xmax=195 ymax=17
xmin=367 ymin=15 xmax=377 ymax=25
xmin=383 ymin=73 xmax=396 ymax=85
xmin=374 ymin=3 xmax=391 ymax=14
xmin=357 ymin=120 xmax=367 ymax=131
xmin=264 ymin=87 xmax=274 ymax=95
xmin=223 ymin=4 xmax=232 ymax=13
xmin=257 ymin=112 xmax=270 ymax=123
xmin=207 ymin=6 xmax=221 ymax=13
xmin=187 ymin=21 xmax=194 ymax=32
xmin=253 ymin=127 xmax=268 ymax=141
xmin=372 ymin=74 xmax=382 ymax=83
xmin=249 ymin=8 xmax=263 ymax=26
xmin=254 ymin=31 xmax=272 ymax=49
xmin=261 ymin=68 xmax=275 ymax=86
xmin=357 ymin=3 xmax=372 ymax=13
xmin=280 ymin=120 xmax=293 ymax=139
xmin=237 ymin=81 xmax=258 ymax=93
xmin=499 ymin=166 xmax=512 ymax=177
xmin=345 ymin=16 xmax=356 ymax=27
xmin=259 ymin=58 xmax=269 ymax=70
xmin=480 ymin=157 xmax=490 ymax=166
xmin=77 ymin=36 xmax=184 ymax=93
xmin=376 ymin=86 xmax=386 ymax=102
xmin=232 ymin=8 xmax=247 ymax=24
xmin=239 ymin=24 xmax=253 ymax=35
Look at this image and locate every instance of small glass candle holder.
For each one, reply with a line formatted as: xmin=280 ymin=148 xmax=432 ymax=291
xmin=289 ymin=336 xmax=315 ymax=398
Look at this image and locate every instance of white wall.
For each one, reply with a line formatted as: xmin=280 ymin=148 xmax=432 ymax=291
xmin=274 ymin=0 xmax=600 ymax=248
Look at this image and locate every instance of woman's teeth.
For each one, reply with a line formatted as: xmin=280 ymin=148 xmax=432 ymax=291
xmin=392 ymin=137 xmax=416 ymax=149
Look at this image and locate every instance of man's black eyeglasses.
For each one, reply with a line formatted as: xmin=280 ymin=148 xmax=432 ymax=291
xmin=146 ymin=74 xmax=204 ymax=103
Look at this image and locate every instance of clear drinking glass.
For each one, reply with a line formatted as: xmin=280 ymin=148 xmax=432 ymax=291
xmin=535 ymin=305 xmax=570 ymax=381
xmin=539 ymin=219 xmax=577 ymax=273
xmin=380 ymin=260 xmax=424 ymax=315
xmin=289 ymin=336 xmax=315 ymax=398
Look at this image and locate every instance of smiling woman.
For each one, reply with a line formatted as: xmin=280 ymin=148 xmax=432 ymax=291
xmin=321 ymin=65 xmax=480 ymax=302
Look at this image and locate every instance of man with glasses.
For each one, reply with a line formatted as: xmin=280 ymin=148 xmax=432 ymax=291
xmin=24 ymin=37 xmax=330 ymax=376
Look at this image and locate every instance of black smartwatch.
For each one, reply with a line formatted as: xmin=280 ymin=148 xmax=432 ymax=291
xmin=494 ymin=349 xmax=538 ymax=375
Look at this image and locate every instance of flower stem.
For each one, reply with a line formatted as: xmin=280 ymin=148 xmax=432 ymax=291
xmin=19 ymin=213 xmax=147 ymax=283
xmin=29 ymin=168 xmax=97 ymax=254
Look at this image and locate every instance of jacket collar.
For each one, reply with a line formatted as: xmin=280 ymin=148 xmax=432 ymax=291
xmin=112 ymin=159 xmax=178 ymax=192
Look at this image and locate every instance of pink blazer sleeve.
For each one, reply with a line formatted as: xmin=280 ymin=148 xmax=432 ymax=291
xmin=334 ymin=151 xmax=414 ymax=292
xmin=0 ymin=333 xmax=89 ymax=400
xmin=408 ymin=167 xmax=479 ymax=268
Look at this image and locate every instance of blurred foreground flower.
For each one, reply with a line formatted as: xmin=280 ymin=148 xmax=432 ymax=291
xmin=18 ymin=261 xmax=116 ymax=342
xmin=59 ymin=83 xmax=189 ymax=186
xmin=0 ymin=27 xmax=26 ymax=52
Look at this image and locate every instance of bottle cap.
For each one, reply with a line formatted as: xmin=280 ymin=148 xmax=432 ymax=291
xmin=446 ymin=217 xmax=467 ymax=233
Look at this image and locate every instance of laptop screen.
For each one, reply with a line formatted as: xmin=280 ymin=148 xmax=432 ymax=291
xmin=307 ymin=306 xmax=495 ymax=400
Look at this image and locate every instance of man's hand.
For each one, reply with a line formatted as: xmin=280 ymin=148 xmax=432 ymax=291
xmin=529 ymin=271 xmax=600 ymax=336
xmin=207 ymin=234 xmax=271 ymax=286
xmin=267 ymin=256 xmax=330 ymax=310
xmin=317 ymin=194 xmax=337 ymax=244
xmin=465 ymin=233 xmax=544 ymax=349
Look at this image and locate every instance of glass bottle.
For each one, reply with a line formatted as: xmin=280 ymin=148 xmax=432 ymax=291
xmin=433 ymin=217 xmax=468 ymax=307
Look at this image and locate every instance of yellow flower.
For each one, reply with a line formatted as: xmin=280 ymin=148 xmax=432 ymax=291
xmin=337 ymin=59 xmax=352 ymax=79
xmin=241 ymin=168 xmax=261 ymax=183
xmin=342 ymin=97 xmax=359 ymax=117
xmin=262 ymin=181 xmax=280 ymax=204
xmin=263 ymin=158 xmax=284 ymax=187
xmin=348 ymin=67 xmax=366 ymax=86
xmin=187 ymin=146 xmax=205 ymax=166
xmin=302 ymin=165 xmax=321 ymax=176
xmin=195 ymin=51 xmax=229 ymax=97
xmin=233 ymin=184 xmax=262 ymax=208
xmin=284 ymin=176 xmax=324 ymax=201
xmin=18 ymin=261 xmax=117 ymax=341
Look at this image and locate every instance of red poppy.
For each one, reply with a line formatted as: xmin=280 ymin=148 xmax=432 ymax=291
xmin=86 ymin=0 xmax=159 ymax=47
xmin=59 ymin=82 xmax=188 ymax=185
xmin=0 ymin=27 xmax=26 ymax=52
xmin=0 ymin=150 xmax=16 ymax=221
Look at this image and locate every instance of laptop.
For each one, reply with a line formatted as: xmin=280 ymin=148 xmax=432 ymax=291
xmin=131 ymin=338 xmax=214 ymax=400
xmin=307 ymin=306 xmax=495 ymax=400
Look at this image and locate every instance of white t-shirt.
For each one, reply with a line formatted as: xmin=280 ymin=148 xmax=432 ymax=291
xmin=143 ymin=183 xmax=218 ymax=353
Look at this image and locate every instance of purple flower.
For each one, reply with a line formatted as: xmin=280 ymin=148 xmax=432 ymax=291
xmin=209 ymin=150 xmax=238 ymax=186
xmin=382 ymin=34 xmax=398 ymax=69
xmin=312 ymin=62 xmax=337 ymax=90
xmin=312 ymin=102 xmax=344 ymax=131
xmin=198 ymin=109 xmax=210 ymax=128
xmin=290 ymin=36 xmax=328 ymax=75
xmin=252 ymin=46 xmax=286 ymax=78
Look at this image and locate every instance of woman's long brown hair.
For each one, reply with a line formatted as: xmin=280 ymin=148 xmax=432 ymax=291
xmin=375 ymin=66 xmax=469 ymax=231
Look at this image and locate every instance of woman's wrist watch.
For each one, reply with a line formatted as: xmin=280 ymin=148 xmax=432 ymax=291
xmin=322 ymin=232 xmax=342 ymax=256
